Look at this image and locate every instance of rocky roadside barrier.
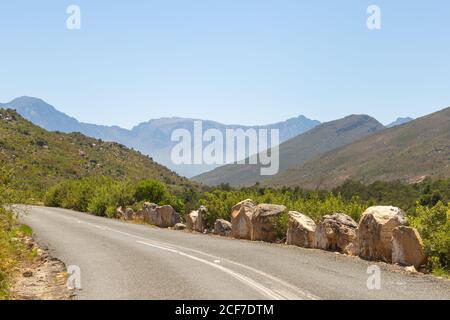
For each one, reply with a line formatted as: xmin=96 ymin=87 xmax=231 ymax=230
xmin=118 ymin=201 xmax=428 ymax=273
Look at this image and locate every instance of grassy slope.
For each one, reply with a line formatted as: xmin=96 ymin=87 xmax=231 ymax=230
xmin=267 ymin=107 xmax=450 ymax=189
xmin=0 ymin=109 xmax=194 ymax=195
xmin=193 ymin=115 xmax=385 ymax=186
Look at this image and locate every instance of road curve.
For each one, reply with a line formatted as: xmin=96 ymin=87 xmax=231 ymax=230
xmin=18 ymin=206 xmax=449 ymax=300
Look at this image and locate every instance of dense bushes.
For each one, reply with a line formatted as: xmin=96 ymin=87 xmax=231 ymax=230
xmin=44 ymin=177 xmax=185 ymax=217
xmin=44 ymin=180 xmax=95 ymax=212
xmin=0 ymin=206 xmax=15 ymax=299
xmin=334 ymin=178 xmax=450 ymax=215
xmin=411 ymin=202 xmax=449 ymax=275
xmin=134 ymin=180 xmax=167 ymax=203
xmin=0 ymin=169 xmax=30 ymax=299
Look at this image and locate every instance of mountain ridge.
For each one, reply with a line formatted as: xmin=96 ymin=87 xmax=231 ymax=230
xmin=1 ymin=96 xmax=321 ymax=177
xmin=266 ymin=107 xmax=450 ymax=189
xmin=193 ymin=114 xmax=386 ymax=186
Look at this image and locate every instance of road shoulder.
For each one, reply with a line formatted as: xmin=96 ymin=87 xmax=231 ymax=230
xmin=10 ymin=235 xmax=74 ymax=300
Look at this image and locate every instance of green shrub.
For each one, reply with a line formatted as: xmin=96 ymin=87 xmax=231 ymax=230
xmin=44 ymin=180 xmax=95 ymax=212
xmin=105 ymin=206 xmax=117 ymax=219
xmin=410 ymin=202 xmax=449 ymax=276
xmin=44 ymin=177 xmax=135 ymax=216
xmin=43 ymin=184 xmax=65 ymax=207
xmin=87 ymin=189 xmax=111 ymax=216
xmin=0 ymin=170 xmax=28 ymax=299
xmin=199 ymin=190 xmax=245 ymax=227
xmin=134 ymin=179 xmax=167 ymax=203
xmin=86 ymin=181 xmax=135 ymax=217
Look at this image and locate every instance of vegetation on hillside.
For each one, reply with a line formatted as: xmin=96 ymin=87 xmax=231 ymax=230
xmin=0 ymin=169 xmax=34 ymax=300
xmin=0 ymin=109 xmax=195 ymax=197
xmin=44 ymin=177 xmax=194 ymax=218
xmin=333 ymin=179 xmax=450 ymax=214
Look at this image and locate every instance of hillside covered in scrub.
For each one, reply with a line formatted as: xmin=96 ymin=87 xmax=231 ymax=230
xmin=195 ymin=107 xmax=450 ymax=189
xmin=0 ymin=109 xmax=195 ymax=195
xmin=267 ymin=107 xmax=450 ymax=189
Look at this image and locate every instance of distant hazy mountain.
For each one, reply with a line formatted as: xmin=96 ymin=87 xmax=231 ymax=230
xmin=266 ymin=107 xmax=450 ymax=189
xmin=387 ymin=117 xmax=414 ymax=128
xmin=193 ymin=115 xmax=385 ymax=186
xmin=0 ymin=96 xmax=133 ymax=143
xmin=1 ymin=97 xmax=320 ymax=177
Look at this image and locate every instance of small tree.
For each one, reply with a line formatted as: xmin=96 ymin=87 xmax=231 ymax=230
xmin=134 ymin=179 xmax=167 ymax=203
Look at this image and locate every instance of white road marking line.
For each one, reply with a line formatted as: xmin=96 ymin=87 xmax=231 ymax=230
xmin=273 ymin=288 xmax=302 ymax=300
xmin=136 ymin=240 xmax=285 ymax=300
xmin=140 ymin=238 xmax=320 ymax=300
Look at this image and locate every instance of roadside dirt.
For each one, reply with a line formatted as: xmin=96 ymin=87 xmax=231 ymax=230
xmin=10 ymin=236 xmax=74 ymax=300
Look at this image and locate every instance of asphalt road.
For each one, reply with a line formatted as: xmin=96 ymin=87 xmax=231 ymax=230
xmin=18 ymin=206 xmax=450 ymax=300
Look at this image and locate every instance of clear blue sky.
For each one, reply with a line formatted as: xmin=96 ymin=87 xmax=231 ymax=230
xmin=1 ymin=1 xmax=449 ymax=128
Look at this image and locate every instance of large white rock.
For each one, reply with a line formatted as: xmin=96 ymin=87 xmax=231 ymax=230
xmin=214 ymin=219 xmax=232 ymax=237
xmin=142 ymin=202 xmax=158 ymax=224
xmin=251 ymin=204 xmax=286 ymax=242
xmin=156 ymin=205 xmax=181 ymax=228
xmin=392 ymin=226 xmax=426 ymax=268
xmin=141 ymin=202 xmax=180 ymax=228
xmin=286 ymin=212 xmax=316 ymax=248
xmin=357 ymin=206 xmax=408 ymax=262
xmin=185 ymin=210 xmax=198 ymax=231
xmin=186 ymin=206 xmax=208 ymax=232
xmin=231 ymin=199 xmax=255 ymax=240
xmin=315 ymin=213 xmax=358 ymax=252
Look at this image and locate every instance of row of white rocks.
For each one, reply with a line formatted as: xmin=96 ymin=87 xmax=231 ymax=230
xmin=286 ymin=207 xmax=425 ymax=268
xmin=118 ymin=199 xmax=426 ymax=269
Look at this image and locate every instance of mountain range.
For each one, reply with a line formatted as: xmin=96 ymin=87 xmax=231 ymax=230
xmin=0 ymin=97 xmax=320 ymax=177
xmin=3 ymin=96 xmax=443 ymax=191
xmin=193 ymin=115 xmax=386 ymax=186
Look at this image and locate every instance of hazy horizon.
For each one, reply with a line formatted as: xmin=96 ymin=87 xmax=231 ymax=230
xmin=2 ymin=95 xmax=432 ymax=129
